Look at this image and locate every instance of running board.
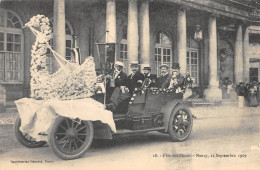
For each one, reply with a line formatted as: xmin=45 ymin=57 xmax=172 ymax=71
xmin=113 ymin=127 xmax=166 ymax=135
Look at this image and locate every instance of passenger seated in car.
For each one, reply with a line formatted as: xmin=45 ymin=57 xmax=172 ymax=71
xmin=105 ymin=61 xmax=127 ymax=98
xmin=157 ymin=65 xmax=170 ymax=88
xmin=142 ymin=64 xmax=157 ymax=88
xmin=161 ymin=63 xmax=185 ymax=98
xmin=106 ymin=61 xmax=144 ymax=111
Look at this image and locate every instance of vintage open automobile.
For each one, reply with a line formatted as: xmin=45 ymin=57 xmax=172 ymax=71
xmin=14 ymin=87 xmax=193 ymax=160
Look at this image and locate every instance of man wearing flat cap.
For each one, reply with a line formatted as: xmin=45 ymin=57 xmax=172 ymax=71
xmin=142 ymin=64 xmax=157 ymax=88
xmin=161 ymin=63 xmax=185 ymax=96
xmin=126 ymin=61 xmax=145 ymax=94
xmin=107 ymin=61 xmax=144 ymax=111
xmin=157 ymin=65 xmax=170 ymax=88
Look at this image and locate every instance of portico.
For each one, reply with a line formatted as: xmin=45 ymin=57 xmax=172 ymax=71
xmin=0 ymin=0 xmax=258 ymax=102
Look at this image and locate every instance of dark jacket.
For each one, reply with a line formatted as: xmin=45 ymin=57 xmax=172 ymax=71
xmin=143 ymin=73 xmax=158 ymax=88
xmin=161 ymin=73 xmax=185 ymax=89
xmin=157 ymin=73 xmax=170 ymax=88
xmin=114 ymin=71 xmax=127 ymax=87
xmin=126 ymin=71 xmax=145 ymax=93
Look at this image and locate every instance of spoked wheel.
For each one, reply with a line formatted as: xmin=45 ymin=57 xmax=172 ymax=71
xmin=14 ymin=116 xmax=46 ymax=148
xmin=168 ymin=105 xmax=193 ymax=142
xmin=48 ymin=116 xmax=94 ymax=160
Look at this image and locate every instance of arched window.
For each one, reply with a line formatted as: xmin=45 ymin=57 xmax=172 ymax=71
xmin=47 ymin=20 xmax=74 ymax=73
xmin=155 ymin=31 xmax=172 ymax=76
xmin=0 ymin=9 xmax=23 ymax=83
xmin=120 ymin=26 xmax=128 ymax=73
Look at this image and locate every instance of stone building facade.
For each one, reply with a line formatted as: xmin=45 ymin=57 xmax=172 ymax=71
xmin=0 ymin=0 xmax=260 ymax=101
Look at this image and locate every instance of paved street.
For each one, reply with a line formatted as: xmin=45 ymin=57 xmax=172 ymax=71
xmin=0 ymin=106 xmax=259 ymax=170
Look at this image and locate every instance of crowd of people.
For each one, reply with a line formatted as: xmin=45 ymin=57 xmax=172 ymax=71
xmin=103 ymin=61 xmax=187 ymax=111
xmin=235 ymin=81 xmax=260 ymax=107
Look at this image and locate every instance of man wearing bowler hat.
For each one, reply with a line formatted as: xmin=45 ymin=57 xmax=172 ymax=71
xmin=157 ymin=65 xmax=170 ymax=88
xmin=161 ymin=63 xmax=185 ymax=94
xmin=142 ymin=64 xmax=157 ymax=88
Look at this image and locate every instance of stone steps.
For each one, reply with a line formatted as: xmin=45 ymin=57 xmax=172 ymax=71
xmin=190 ymin=98 xmax=237 ymax=107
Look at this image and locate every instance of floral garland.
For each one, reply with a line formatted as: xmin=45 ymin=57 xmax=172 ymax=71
xmin=26 ymin=15 xmax=97 ymax=100
xmin=129 ymin=87 xmax=181 ymax=105
xmin=128 ymin=75 xmax=194 ymax=105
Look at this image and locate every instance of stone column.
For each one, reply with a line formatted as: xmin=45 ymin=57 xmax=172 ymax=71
xmin=127 ymin=0 xmax=139 ymax=74
xmin=139 ymin=0 xmax=150 ymax=70
xmin=106 ymin=0 xmax=116 ymax=44
xmin=177 ymin=8 xmax=187 ymax=75
xmin=204 ymin=15 xmax=222 ymax=101
xmin=79 ymin=13 xmax=89 ymax=63
xmin=53 ymin=0 xmax=66 ymax=72
xmin=234 ymin=25 xmax=244 ymax=84
xmin=243 ymin=27 xmax=250 ymax=82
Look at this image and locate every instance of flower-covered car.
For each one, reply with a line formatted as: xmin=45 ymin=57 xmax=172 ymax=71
xmin=13 ymin=15 xmax=193 ymax=160
xmin=14 ymin=86 xmax=193 ymax=160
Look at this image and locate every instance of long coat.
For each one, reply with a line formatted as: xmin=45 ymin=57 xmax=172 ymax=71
xmin=126 ymin=71 xmax=145 ymax=93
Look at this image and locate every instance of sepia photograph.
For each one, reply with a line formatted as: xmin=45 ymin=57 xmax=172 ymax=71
xmin=0 ymin=0 xmax=260 ymax=169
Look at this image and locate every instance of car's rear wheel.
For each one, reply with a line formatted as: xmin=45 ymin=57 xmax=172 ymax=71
xmin=48 ymin=116 xmax=94 ymax=160
xmin=14 ymin=116 xmax=46 ymax=148
xmin=168 ymin=105 xmax=193 ymax=142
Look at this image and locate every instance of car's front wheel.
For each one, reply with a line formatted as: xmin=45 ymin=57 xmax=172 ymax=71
xmin=168 ymin=105 xmax=193 ymax=142
xmin=48 ymin=116 xmax=94 ymax=160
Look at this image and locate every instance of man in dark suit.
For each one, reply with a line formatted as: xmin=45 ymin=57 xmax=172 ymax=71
xmin=142 ymin=64 xmax=157 ymax=88
xmin=106 ymin=61 xmax=127 ymax=98
xmin=107 ymin=61 xmax=144 ymax=110
xmin=161 ymin=63 xmax=185 ymax=98
xmin=157 ymin=65 xmax=170 ymax=88
xmin=112 ymin=61 xmax=128 ymax=88
xmin=125 ymin=61 xmax=145 ymax=94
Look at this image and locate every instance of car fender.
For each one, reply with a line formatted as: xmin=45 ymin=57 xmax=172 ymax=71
xmin=161 ymin=99 xmax=184 ymax=132
xmin=93 ymin=121 xmax=113 ymax=139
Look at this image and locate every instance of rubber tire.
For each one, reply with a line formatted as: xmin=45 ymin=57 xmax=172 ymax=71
xmin=168 ymin=104 xmax=193 ymax=142
xmin=48 ymin=116 xmax=94 ymax=160
xmin=14 ymin=116 xmax=46 ymax=148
